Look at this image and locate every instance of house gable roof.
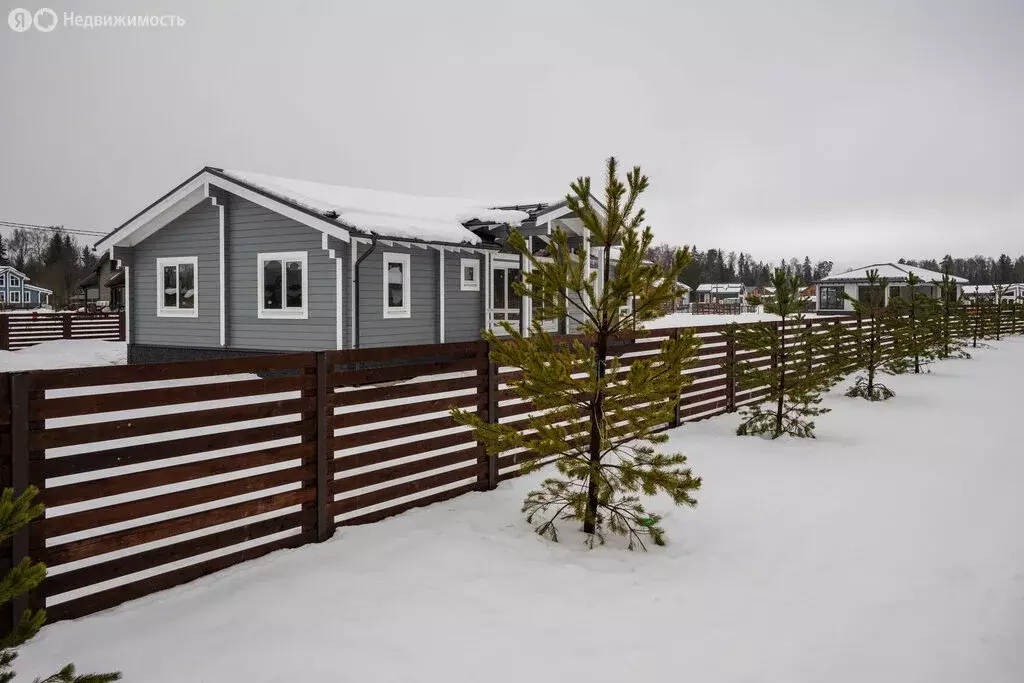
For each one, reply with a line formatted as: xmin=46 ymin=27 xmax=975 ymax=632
xmin=96 ymin=167 xmax=531 ymax=253
xmin=818 ymin=263 xmax=969 ymax=284
xmin=695 ymin=283 xmax=744 ymax=293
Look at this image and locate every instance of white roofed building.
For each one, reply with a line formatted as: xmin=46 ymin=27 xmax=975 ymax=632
xmin=694 ymin=283 xmax=745 ymax=304
xmin=815 ymin=263 xmax=967 ymax=314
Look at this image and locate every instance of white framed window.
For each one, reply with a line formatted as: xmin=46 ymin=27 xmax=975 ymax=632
xmin=156 ymin=256 xmax=198 ymax=317
xmin=0 ymin=292 xmax=6 ymax=303
xmin=383 ymin=252 xmax=411 ymax=319
xmin=9 ymin=290 xmax=21 ymax=304
xmin=460 ymin=258 xmax=480 ymax=291
xmin=0 ymin=275 xmax=5 ymax=286
xmin=258 ymin=251 xmax=308 ymax=319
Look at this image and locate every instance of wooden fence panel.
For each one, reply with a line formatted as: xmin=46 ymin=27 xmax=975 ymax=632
xmin=0 ymin=310 xmax=1003 ymax=624
xmin=23 ymin=354 xmax=321 ymax=622
xmin=1 ymin=313 xmax=125 ymax=350
xmin=326 ymin=341 xmax=488 ymax=527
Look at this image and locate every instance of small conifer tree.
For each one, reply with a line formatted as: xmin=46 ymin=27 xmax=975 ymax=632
xmin=453 ymin=158 xmax=702 ymax=550
xmin=842 ymin=269 xmax=895 ymax=400
xmin=929 ymin=273 xmax=971 ymax=360
xmin=887 ymin=272 xmax=940 ymax=374
xmin=0 ymin=487 xmax=120 ymax=683
xmin=728 ymin=269 xmax=838 ymax=438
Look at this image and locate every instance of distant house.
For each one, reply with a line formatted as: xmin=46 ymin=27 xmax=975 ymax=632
xmin=815 ymin=263 xmax=967 ymax=314
xmin=694 ymin=283 xmax=745 ymax=304
xmin=0 ymin=266 xmax=52 ymax=309
xmin=962 ymin=284 xmax=1024 ymax=304
xmin=95 ymin=167 xmax=625 ymax=363
xmin=77 ymin=253 xmax=126 ymax=310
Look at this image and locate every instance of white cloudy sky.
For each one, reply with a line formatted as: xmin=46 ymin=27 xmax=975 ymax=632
xmin=1 ymin=0 xmax=1022 ymax=268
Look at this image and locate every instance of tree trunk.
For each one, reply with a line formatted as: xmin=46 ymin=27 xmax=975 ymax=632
xmin=775 ymin=318 xmax=786 ymax=436
xmin=583 ymin=244 xmax=614 ymax=536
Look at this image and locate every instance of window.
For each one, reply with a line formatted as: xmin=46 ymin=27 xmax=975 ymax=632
xmin=460 ymin=258 xmax=480 ymax=291
xmin=0 ymin=275 xmax=5 ymax=286
xmin=383 ymin=252 xmax=411 ymax=319
xmin=0 ymin=292 xmax=6 ymax=303
xmin=156 ymin=257 xmax=198 ymax=317
xmin=857 ymin=285 xmax=884 ymax=308
xmin=820 ymin=286 xmax=844 ymax=310
xmin=258 ymin=252 xmax=307 ymax=319
xmin=9 ymin=290 xmax=21 ymax=304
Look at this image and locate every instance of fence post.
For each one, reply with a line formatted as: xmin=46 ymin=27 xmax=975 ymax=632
xmin=61 ymin=314 xmax=72 ymax=340
xmin=482 ymin=340 xmax=499 ymax=490
xmin=805 ymin=320 xmax=814 ymax=373
xmin=117 ymin=311 xmax=126 ymax=341
xmin=671 ymin=329 xmax=683 ymax=427
xmin=8 ymin=373 xmax=31 ymax=629
xmin=725 ymin=330 xmax=736 ymax=413
xmin=0 ymin=315 xmax=8 ymax=351
xmin=313 ymin=351 xmax=332 ymax=543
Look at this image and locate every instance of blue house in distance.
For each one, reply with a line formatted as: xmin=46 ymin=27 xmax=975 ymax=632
xmin=0 ymin=266 xmax=53 ymax=309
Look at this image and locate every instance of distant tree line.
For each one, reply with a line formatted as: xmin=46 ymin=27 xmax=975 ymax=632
xmin=0 ymin=227 xmax=98 ymax=307
xmin=897 ymin=254 xmax=1024 ymax=285
xmin=646 ymin=244 xmax=833 ymax=290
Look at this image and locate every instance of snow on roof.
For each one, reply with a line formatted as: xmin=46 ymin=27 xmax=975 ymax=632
xmin=819 ymin=263 xmax=968 ymax=284
xmin=695 ymin=283 xmax=744 ymax=293
xmin=0 ymin=265 xmax=30 ymax=280
xmin=222 ymin=170 xmax=530 ymax=245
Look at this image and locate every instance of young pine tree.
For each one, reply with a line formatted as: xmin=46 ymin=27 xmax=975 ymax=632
xmin=842 ymin=269 xmax=895 ymax=400
xmin=930 ymin=273 xmax=970 ymax=359
xmin=728 ymin=269 xmax=838 ymax=439
xmin=453 ymin=158 xmax=702 ymax=550
xmin=888 ymin=272 xmax=939 ymax=374
xmin=0 ymin=487 xmax=120 ymax=683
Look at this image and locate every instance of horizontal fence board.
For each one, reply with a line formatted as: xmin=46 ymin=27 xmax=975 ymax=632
xmin=330 ymin=463 xmax=482 ymax=517
xmin=337 ymin=482 xmax=479 ymax=527
xmin=43 ymin=510 xmax=309 ymax=598
xmin=32 ymin=374 xmax=313 ymax=420
xmin=41 ymin=463 xmax=313 ymax=538
xmin=40 ymin=488 xmax=314 ymax=565
xmin=332 ymin=446 xmax=480 ymax=496
xmin=46 ymin=530 xmax=312 ymax=623
xmin=330 ymin=394 xmax=482 ymax=429
xmin=328 ymin=375 xmax=481 ymax=408
xmin=43 ymin=442 xmax=314 ymax=508
xmin=43 ymin=420 xmax=315 ymax=478
xmin=330 ymin=415 xmax=466 ymax=450
xmin=333 ymin=431 xmax=477 ymax=473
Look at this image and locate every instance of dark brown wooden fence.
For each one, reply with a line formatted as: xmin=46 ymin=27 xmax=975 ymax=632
xmin=1 ymin=311 xmax=1020 ymax=626
xmin=0 ymin=312 xmax=126 ymax=350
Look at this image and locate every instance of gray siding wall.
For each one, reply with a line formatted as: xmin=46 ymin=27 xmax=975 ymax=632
xmin=445 ymin=253 xmax=485 ymax=342
xmin=356 ymin=243 xmax=438 ymax=348
xmin=227 ymin=196 xmax=338 ymax=352
xmin=131 ymin=200 xmax=220 ymax=348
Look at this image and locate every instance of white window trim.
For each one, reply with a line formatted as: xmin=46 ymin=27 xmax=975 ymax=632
xmin=0 ymin=275 xmax=5 ymax=286
xmin=9 ymin=290 xmax=21 ymax=304
xmin=382 ymin=252 xmax=411 ymax=319
xmin=460 ymin=258 xmax=481 ymax=291
xmin=257 ymin=251 xmax=309 ymax=320
xmin=156 ymin=256 xmax=199 ymax=318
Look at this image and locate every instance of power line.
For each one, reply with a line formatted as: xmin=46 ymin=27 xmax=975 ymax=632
xmin=0 ymin=220 xmax=107 ymax=237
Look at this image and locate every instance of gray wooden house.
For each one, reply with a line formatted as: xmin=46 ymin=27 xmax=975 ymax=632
xmin=96 ymin=168 xmax=614 ymax=362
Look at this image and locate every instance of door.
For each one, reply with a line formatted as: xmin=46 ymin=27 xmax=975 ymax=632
xmin=491 ymin=264 xmax=521 ymax=334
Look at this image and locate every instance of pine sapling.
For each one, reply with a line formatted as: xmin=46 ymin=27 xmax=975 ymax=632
xmin=842 ymin=269 xmax=895 ymax=400
xmin=729 ymin=269 xmax=839 ymax=438
xmin=454 ymin=158 xmax=702 ymax=550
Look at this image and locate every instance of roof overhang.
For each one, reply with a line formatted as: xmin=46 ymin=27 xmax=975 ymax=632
xmin=534 ymin=195 xmax=608 ymax=228
xmin=95 ymin=168 xmax=352 ymax=254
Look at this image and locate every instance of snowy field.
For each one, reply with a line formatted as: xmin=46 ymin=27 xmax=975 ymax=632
xmin=647 ymin=310 xmax=824 ymax=328
xmin=15 ymin=337 xmax=1024 ymax=682
xmin=0 ymin=340 xmax=126 ymax=371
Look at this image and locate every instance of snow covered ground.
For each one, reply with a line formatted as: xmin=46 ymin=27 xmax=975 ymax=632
xmin=647 ymin=310 xmax=823 ymax=328
xmin=15 ymin=337 xmax=1024 ymax=682
xmin=0 ymin=340 xmax=126 ymax=371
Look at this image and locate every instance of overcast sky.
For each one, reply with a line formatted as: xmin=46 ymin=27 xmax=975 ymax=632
xmin=2 ymin=0 xmax=1022 ymax=268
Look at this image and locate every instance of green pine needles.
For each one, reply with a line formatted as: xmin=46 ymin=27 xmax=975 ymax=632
xmin=842 ymin=269 xmax=895 ymax=400
xmin=0 ymin=487 xmax=120 ymax=683
xmin=453 ymin=158 xmax=702 ymax=550
xmin=729 ymin=269 xmax=839 ymax=439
